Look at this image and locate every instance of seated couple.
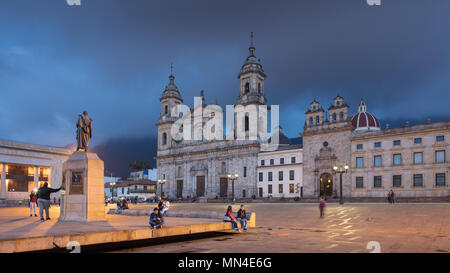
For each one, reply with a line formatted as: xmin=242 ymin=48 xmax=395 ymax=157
xmin=149 ymin=207 xmax=164 ymax=229
xmin=224 ymin=205 xmax=248 ymax=232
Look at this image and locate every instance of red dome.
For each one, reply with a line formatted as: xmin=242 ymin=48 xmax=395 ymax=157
xmin=351 ymin=101 xmax=380 ymax=131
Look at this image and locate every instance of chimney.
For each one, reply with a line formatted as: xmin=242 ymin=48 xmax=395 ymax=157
xmin=405 ymin=121 xmax=410 ymax=127
xmin=427 ymin=118 xmax=431 ymax=124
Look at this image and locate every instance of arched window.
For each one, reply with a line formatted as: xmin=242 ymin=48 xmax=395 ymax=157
xmin=340 ymin=112 xmax=344 ymax=121
xmin=164 ymin=105 xmax=168 ymax=114
xmin=245 ymin=82 xmax=250 ymax=93
xmin=245 ymin=115 xmax=249 ymax=131
xmin=258 ymin=83 xmax=261 ymax=93
xmin=332 ymin=113 xmax=337 ymax=123
xmin=162 ymin=132 xmax=167 ymax=145
xmin=316 ymin=116 xmax=320 ymax=125
xmin=336 ymin=101 xmax=340 ymax=106
xmin=309 ymin=117 xmax=313 ymax=125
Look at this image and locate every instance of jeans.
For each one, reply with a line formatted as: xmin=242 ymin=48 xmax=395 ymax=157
xmin=239 ymin=219 xmax=247 ymax=230
xmin=38 ymin=199 xmax=50 ymax=219
xmin=227 ymin=220 xmax=238 ymax=229
xmin=30 ymin=202 xmax=37 ymax=215
xmin=150 ymin=221 xmax=164 ymax=229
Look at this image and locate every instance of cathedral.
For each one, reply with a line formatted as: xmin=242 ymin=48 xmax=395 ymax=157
xmin=156 ymin=35 xmax=268 ymax=199
xmin=156 ymin=36 xmax=449 ymax=200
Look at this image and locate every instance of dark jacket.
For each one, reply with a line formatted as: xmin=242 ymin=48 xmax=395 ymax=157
xmin=237 ymin=209 xmax=247 ymax=219
xmin=37 ymin=186 xmax=61 ymax=200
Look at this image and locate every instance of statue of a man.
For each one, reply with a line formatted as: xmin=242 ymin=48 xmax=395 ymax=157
xmin=76 ymin=111 xmax=92 ymax=152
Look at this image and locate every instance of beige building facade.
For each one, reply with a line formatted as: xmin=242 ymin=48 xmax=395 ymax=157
xmin=0 ymin=140 xmax=72 ymax=201
xmin=302 ymin=96 xmax=449 ymax=199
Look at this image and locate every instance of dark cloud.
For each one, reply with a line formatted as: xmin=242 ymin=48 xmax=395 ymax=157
xmin=1 ymin=0 xmax=450 ymax=173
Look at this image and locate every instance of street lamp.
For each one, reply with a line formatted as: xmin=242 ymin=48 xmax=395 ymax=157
xmin=227 ymin=173 xmax=239 ymax=203
xmin=157 ymin=178 xmax=166 ymax=199
xmin=110 ymin=182 xmax=116 ymax=198
xmin=333 ymin=164 xmax=349 ymax=205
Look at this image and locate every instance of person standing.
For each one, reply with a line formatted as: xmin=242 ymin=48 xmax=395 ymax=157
xmin=29 ymin=190 xmax=38 ymax=217
xmin=36 ymin=182 xmax=62 ymax=221
xmin=319 ymin=197 xmax=326 ymax=218
xmin=387 ymin=191 xmax=391 ymax=204
xmin=237 ymin=204 xmax=248 ymax=232
xmin=390 ymin=189 xmax=395 ymax=204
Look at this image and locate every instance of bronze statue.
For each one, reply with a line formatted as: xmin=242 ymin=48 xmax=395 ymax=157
xmin=76 ymin=111 xmax=92 ymax=152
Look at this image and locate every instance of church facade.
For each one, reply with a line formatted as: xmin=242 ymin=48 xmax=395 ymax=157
xmin=156 ymin=37 xmax=267 ymax=199
xmin=302 ymin=97 xmax=449 ymax=198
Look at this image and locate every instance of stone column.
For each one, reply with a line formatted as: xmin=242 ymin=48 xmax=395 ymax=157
xmin=1 ymin=163 xmax=6 ymax=199
xmin=34 ymin=166 xmax=39 ymax=189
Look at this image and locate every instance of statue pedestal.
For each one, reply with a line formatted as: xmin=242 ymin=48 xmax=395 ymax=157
xmin=59 ymin=152 xmax=106 ymax=222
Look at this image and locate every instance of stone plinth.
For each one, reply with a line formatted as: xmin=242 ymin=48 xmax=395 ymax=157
xmin=59 ymin=152 xmax=105 ymax=222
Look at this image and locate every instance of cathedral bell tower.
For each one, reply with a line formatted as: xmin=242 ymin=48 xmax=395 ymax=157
xmin=237 ymin=32 xmax=267 ymax=106
xmin=157 ymin=65 xmax=183 ymax=151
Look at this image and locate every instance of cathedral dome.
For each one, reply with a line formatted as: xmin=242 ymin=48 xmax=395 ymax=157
xmin=351 ymin=101 xmax=380 ymax=131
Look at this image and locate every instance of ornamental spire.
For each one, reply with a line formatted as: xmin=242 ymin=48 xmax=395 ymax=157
xmin=249 ymin=32 xmax=255 ymax=56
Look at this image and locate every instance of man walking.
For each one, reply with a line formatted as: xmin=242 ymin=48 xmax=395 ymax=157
xmin=37 ymin=182 xmax=62 ymax=221
xmin=319 ymin=197 xmax=326 ymax=218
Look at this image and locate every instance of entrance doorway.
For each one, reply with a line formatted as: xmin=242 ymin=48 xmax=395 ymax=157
xmin=176 ymin=180 xmax=183 ymax=198
xmin=196 ymin=176 xmax=205 ymax=197
xmin=320 ymin=173 xmax=333 ymax=197
xmin=219 ymin=178 xmax=228 ymax=197
xmin=259 ymin=187 xmax=263 ymax=198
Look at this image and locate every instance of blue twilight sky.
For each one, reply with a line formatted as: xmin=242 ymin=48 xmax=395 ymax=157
xmin=1 ymin=0 xmax=450 ymax=150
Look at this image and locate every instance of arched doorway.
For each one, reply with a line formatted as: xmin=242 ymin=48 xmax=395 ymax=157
xmin=320 ymin=173 xmax=333 ymax=197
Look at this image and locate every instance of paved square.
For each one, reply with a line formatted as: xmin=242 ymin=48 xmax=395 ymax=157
xmin=119 ymin=203 xmax=450 ymax=253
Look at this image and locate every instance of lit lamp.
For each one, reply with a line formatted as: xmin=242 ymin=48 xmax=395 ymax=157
xmin=110 ymin=182 xmax=116 ymax=198
xmin=227 ymin=173 xmax=239 ymax=203
xmin=157 ymin=178 xmax=166 ymax=199
xmin=333 ymin=164 xmax=349 ymax=205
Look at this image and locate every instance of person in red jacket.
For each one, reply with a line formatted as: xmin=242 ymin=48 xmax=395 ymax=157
xmin=29 ymin=190 xmax=38 ymax=217
xmin=224 ymin=205 xmax=241 ymax=232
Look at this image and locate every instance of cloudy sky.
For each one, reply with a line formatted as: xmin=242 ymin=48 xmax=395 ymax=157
xmin=1 ymin=0 xmax=450 ymax=174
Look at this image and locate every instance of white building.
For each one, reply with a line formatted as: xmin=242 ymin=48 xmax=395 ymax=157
xmin=104 ymin=179 xmax=157 ymax=200
xmin=0 ymin=140 xmax=72 ymax=201
xmin=257 ymin=140 xmax=303 ymax=198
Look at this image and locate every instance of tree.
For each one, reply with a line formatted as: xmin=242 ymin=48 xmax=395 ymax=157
xmin=128 ymin=160 xmax=151 ymax=171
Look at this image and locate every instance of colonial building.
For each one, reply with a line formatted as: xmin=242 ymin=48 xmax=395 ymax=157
xmin=301 ymin=97 xmax=449 ymax=198
xmin=0 ymin=139 xmax=72 ymax=201
xmin=257 ymin=132 xmax=303 ymax=198
xmin=156 ymin=36 xmax=268 ymax=199
xmin=104 ymin=179 xmax=157 ymax=200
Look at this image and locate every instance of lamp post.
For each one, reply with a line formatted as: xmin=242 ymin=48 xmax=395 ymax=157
xmin=110 ymin=182 xmax=116 ymax=198
xmin=333 ymin=164 xmax=349 ymax=205
xmin=227 ymin=173 xmax=239 ymax=203
xmin=157 ymin=178 xmax=166 ymax=199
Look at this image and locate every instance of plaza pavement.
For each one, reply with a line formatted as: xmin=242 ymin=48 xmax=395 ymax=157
xmin=118 ymin=202 xmax=450 ymax=253
xmin=0 ymin=205 xmax=218 ymax=241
